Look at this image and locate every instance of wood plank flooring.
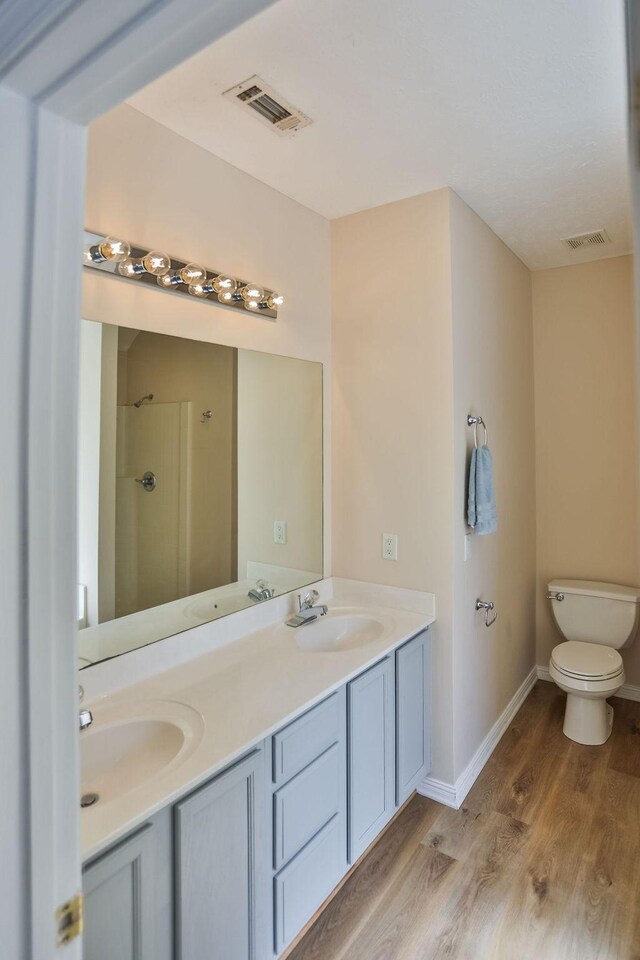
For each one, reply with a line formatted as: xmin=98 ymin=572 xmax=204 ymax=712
xmin=288 ymin=681 xmax=640 ymax=960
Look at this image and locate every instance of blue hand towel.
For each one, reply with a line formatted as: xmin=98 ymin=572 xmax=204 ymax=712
xmin=468 ymin=445 xmax=497 ymax=535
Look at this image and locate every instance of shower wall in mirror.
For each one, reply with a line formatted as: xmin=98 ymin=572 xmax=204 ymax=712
xmin=78 ymin=320 xmax=323 ymax=667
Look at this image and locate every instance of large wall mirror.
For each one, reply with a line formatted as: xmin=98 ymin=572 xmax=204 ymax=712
xmin=78 ymin=319 xmax=323 ymax=667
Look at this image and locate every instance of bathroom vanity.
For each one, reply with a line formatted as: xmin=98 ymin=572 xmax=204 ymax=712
xmin=80 ymin=598 xmax=432 ymax=960
xmin=76 ymin=273 xmax=434 ymax=958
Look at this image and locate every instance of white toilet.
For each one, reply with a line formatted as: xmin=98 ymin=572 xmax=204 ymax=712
xmin=548 ymin=579 xmax=640 ymax=745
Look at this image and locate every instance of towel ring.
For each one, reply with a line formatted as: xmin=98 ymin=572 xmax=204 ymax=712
xmin=476 ymin=598 xmax=497 ymax=628
xmin=467 ymin=415 xmax=488 ymax=449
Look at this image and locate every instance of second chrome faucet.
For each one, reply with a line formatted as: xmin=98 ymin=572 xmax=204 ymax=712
xmin=286 ymin=590 xmax=328 ymax=628
xmin=248 ymin=579 xmax=275 ymax=602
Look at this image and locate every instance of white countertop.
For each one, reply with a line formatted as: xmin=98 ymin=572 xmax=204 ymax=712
xmin=81 ymin=583 xmax=435 ymax=861
xmin=79 ymin=563 xmax=321 ymax=666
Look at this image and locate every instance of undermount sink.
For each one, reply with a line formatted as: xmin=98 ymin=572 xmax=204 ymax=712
xmin=80 ymin=700 xmax=204 ymax=807
xmin=293 ymin=610 xmax=391 ymax=652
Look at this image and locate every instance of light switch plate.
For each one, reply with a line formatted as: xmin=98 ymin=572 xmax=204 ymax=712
xmin=464 ymin=533 xmax=472 ymax=562
xmin=274 ymin=520 xmax=287 ymax=544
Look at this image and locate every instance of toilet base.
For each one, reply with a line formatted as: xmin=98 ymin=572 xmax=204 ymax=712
xmin=563 ymin=695 xmax=614 ymax=746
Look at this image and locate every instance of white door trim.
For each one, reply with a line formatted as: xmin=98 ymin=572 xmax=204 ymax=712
xmin=0 ymin=0 xmax=275 ymax=956
xmin=0 ymin=0 xmax=277 ymax=119
xmin=26 ymin=103 xmax=87 ymax=960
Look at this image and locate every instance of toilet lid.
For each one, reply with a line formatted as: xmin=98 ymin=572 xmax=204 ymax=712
xmin=551 ymin=641 xmax=623 ymax=680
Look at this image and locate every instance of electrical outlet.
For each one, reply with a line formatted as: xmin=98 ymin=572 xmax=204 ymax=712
xmin=274 ymin=520 xmax=287 ymax=544
xmin=382 ymin=533 xmax=398 ymax=561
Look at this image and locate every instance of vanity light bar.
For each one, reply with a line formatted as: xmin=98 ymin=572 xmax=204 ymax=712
xmin=82 ymin=232 xmax=283 ymax=320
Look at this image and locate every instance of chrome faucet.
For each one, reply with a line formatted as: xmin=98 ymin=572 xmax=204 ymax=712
xmin=248 ymin=579 xmax=275 ymax=602
xmin=79 ymin=708 xmax=93 ymax=731
xmin=78 ymin=685 xmax=93 ymax=731
xmin=286 ymin=590 xmax=328 ymax=628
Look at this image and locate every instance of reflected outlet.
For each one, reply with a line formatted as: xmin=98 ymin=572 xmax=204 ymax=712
xmin=274 ymin=520 xmax=287 ymax=544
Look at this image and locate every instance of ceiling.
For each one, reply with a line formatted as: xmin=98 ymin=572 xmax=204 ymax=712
xmin=129 ymin=0 xmax=632 ymax=270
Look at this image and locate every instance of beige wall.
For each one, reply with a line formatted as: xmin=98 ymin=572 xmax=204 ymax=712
xmin=332 ymin=189 xmax=456 ymax=782
xmin=533 ymin=256 xmax=640 ymax=679
xmin=98 ymin=323 xmax=118 ymax=622
xmin=237 ymin=350 xmax=323 ymax=578
xmin=450 ymin=192 xmax=536 ymax=775
xmin=77 ymin=320 xmax=103 ymax=627
xmin=84 ymin=104 xmax=332 ymax=573
xmin=332 ymin=188 xmax=536 ymax=784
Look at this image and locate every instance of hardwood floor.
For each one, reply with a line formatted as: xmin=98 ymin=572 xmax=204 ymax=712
xmin=288 ymin=682 xmax=640 ymax=960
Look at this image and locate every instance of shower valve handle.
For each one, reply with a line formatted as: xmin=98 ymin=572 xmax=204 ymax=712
xmin=135 ymin=471 xmax=157 ymax=492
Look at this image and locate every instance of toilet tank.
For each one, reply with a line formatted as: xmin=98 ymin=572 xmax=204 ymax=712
xmin=548 ymin=579 xmax=640 ymax=649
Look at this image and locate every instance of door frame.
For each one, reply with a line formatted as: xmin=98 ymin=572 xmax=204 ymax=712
xmin=3 ymin=2 xmax=640 ymax=956
xmin=0 ymin=1 xmax=275 ymax=956
xmin=626 ymin=0 xmax=640 ymax=575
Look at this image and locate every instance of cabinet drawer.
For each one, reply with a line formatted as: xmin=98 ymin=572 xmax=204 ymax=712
xmin=274 ymin=744 xmax=341 ymax=870
xmin=272 ymin=693 xmax=341 ymax=785
xmin=273 ymin=815 xmax=344 ymax=954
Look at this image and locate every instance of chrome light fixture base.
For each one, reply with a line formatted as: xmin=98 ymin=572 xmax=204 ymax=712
xmin=82 ymin=231 xmax=281 ymax=320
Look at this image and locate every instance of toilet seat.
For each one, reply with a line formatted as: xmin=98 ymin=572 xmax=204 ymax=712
xmin=551 ymin=641 xmax=623 ymax=681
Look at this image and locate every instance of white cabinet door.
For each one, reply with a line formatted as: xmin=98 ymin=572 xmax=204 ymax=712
xmin=396 ymin=629 xmax=430 ymax=805
xmin=347 ymin=656 xmax=395 ymax=863
xmin=175 ymin=749 xmax=265 ymax=960
xmin=84 ymin=821 xmax=160 ymax=960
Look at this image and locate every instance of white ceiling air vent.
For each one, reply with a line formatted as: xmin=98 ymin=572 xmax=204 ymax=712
xmin=562 ymin=229 xmax=611 ymax=250
xmin=222 ymin=75 xmax=312 ymax=137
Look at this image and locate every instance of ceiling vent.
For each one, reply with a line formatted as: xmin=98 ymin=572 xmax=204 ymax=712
xmin=223 ymin=75 xmax=312 ymax=137
xmin=562 ymin=229 xmax=611 ymax=251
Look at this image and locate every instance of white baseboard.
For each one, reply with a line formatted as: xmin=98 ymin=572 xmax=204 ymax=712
xmin=536 ymin=664 xmax=640 ymax=702
xmin=418 ymin=666 xmax=538 ymax=810
xmin=419 ymin=665 xmax=640 ymax=812
xmin=416 ymin=776 xmax=458 ymax=808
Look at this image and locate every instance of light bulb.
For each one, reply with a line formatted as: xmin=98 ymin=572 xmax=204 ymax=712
xmin=267 ymin=293 xmax=284 ymax=309
xmin=245 ymin=298 xmax=260 ymax=311
xmin=141 ymin=251 xmax=171 ymax=276
xmin=117 ymin=258 xmax=142 ymax=277
xmin=212 ymin=274 xmax=237 ymax=294
xmin=179 ymin=263 xmax=207 ymax=285
xmin=217 ymin=290 xmax=235 ymax=303
xmin=189 ymin=283 xmax=212 ymax=298
xmin=98 ymin=236 xmax=131 ymax=262
xmin=157 ymin=272 xmax=180 ymax=288
xmin=241 ymin=282 xmax=264 ymax=302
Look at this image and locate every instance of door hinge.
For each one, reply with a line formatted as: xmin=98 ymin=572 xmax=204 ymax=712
xmin=56 ymin=893 xmax=83 ymax=946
